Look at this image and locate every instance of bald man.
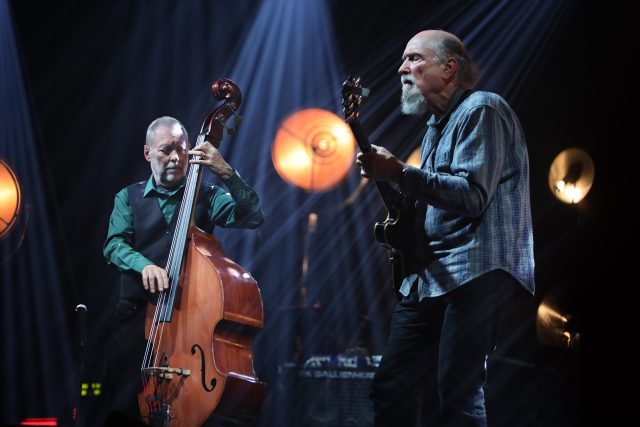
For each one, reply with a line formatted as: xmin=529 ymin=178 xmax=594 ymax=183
xmin=357 ymin=30 xmax=534 ymax=426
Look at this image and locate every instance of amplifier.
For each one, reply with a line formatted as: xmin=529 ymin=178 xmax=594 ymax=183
xmin=293 ymin=354 xmax=380 ymax=427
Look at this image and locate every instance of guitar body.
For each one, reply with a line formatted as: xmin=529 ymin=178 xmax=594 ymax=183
xmin=374 ymin=197 xmax=430 ymax=294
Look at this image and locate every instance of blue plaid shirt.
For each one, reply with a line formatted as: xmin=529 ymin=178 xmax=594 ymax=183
xmin=399 ymin=89 xmax=535 ymax=299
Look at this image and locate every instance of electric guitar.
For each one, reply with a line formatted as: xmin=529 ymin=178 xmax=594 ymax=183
xmin=342 ymin=76 xmax=429 ymax=296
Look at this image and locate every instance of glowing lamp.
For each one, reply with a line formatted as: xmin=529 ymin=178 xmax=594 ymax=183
xmin=536 ymin=286 xmax=580 ymax=350
xmin=548 ymin=147 xmax=594 ymax=204
xmin=272 ymin=108 xmax=356 ymax=192
xmin=0 ymin=158 xmax=21 ymax=240
xmin=405 ymin=146 xmax=421 ymax=168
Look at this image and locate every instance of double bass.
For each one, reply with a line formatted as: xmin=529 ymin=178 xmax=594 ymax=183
xmin=138 ymin=79 xmax=264 ymax=426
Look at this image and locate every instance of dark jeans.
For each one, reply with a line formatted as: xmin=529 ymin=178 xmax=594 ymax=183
xmin=371 ymin=270 xmax=518 ymax=427
xmin=103 ymin=298 xmax=148 ymax=427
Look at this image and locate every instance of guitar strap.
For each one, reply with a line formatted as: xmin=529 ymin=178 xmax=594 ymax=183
xmin=437 ymin=88 xmax=474 ymax=131
xmin=420 ymin=88 xmax=474 ymax=169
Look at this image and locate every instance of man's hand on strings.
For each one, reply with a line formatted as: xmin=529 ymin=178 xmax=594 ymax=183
xmin=141 ymin=264 xmax=169 ymax=293
xmin=189 ymin=141 xmax=234 ymax=179
xmin=356 ymin=144 xmax=405 ymax=182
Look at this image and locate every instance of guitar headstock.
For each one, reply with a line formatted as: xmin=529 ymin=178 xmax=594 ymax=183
xmin=341 ymin=75 xmax=370 ymax=123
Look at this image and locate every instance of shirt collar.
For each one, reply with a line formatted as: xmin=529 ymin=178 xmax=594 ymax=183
xmin=143 ymin=175 xmax=185 ymax=198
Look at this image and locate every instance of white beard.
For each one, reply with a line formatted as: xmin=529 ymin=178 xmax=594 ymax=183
xmin=401 ymin=83 xmax=428 ymax=115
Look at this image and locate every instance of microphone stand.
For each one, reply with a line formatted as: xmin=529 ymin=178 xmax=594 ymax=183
xmin=74 ymin=304 xmax=87 ymax=426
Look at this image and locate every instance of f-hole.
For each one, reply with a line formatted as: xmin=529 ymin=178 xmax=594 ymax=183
xmin=191 ymin=344 xmax=217 ymax=392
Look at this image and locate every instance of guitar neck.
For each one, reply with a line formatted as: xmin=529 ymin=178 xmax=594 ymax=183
xmin=347 ymin=120 xmax=401 ymax=209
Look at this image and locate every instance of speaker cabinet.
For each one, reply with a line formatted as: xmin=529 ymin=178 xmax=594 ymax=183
xmin=293 ymin=355 xmax=380 ymax=427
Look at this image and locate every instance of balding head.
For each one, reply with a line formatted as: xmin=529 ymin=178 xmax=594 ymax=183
xmin=409 ymin=30 xmax=479 ymax=89
xmin=146 ymin=116 xmax=188 ymax=147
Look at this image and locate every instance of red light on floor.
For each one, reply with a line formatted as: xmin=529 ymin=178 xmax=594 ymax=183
xmin=19 ymin=418 xmax=58 ymax=426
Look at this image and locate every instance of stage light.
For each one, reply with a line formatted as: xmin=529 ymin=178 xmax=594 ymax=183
xmin=405 ymin=147 xmax=421 ymax=168
xmin=0 ymin=158 xmax=22 ymax=240
xmin=548 ymin=147 xmax=594 ymax=204
xmin=272 ymin=108 xmax=356 ymax=192
xmin=536 ymin=286 xmax=580 ymax=350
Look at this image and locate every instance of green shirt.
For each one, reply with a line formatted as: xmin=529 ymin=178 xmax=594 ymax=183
xmin=103 ymin=171 xmax=263 ymax=273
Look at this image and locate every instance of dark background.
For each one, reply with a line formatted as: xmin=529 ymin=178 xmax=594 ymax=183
xmin=1 ymin=0 xmax=630 ymax=426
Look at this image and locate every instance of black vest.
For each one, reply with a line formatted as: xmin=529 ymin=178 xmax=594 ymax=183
xmin=119 ymin=181 xmax=215 ymax=299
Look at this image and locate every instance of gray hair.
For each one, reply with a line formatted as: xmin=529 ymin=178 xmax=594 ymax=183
xmin=145 ymin=116 xmax=189 ymax=146
xmin=428 ymin=34 xmax=479 ymax=89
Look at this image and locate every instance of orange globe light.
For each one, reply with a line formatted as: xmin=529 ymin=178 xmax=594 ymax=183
xmin=272 ymin=108 xmax=356 ymax=192
xmin=405 ymin=146 xmax=421 ymax=168
xmin=0 ymin=158 xmax=22 ymax=240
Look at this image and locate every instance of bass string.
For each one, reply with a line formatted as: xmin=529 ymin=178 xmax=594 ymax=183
xmin=142 ymin=131 xmax=204 ymax=371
